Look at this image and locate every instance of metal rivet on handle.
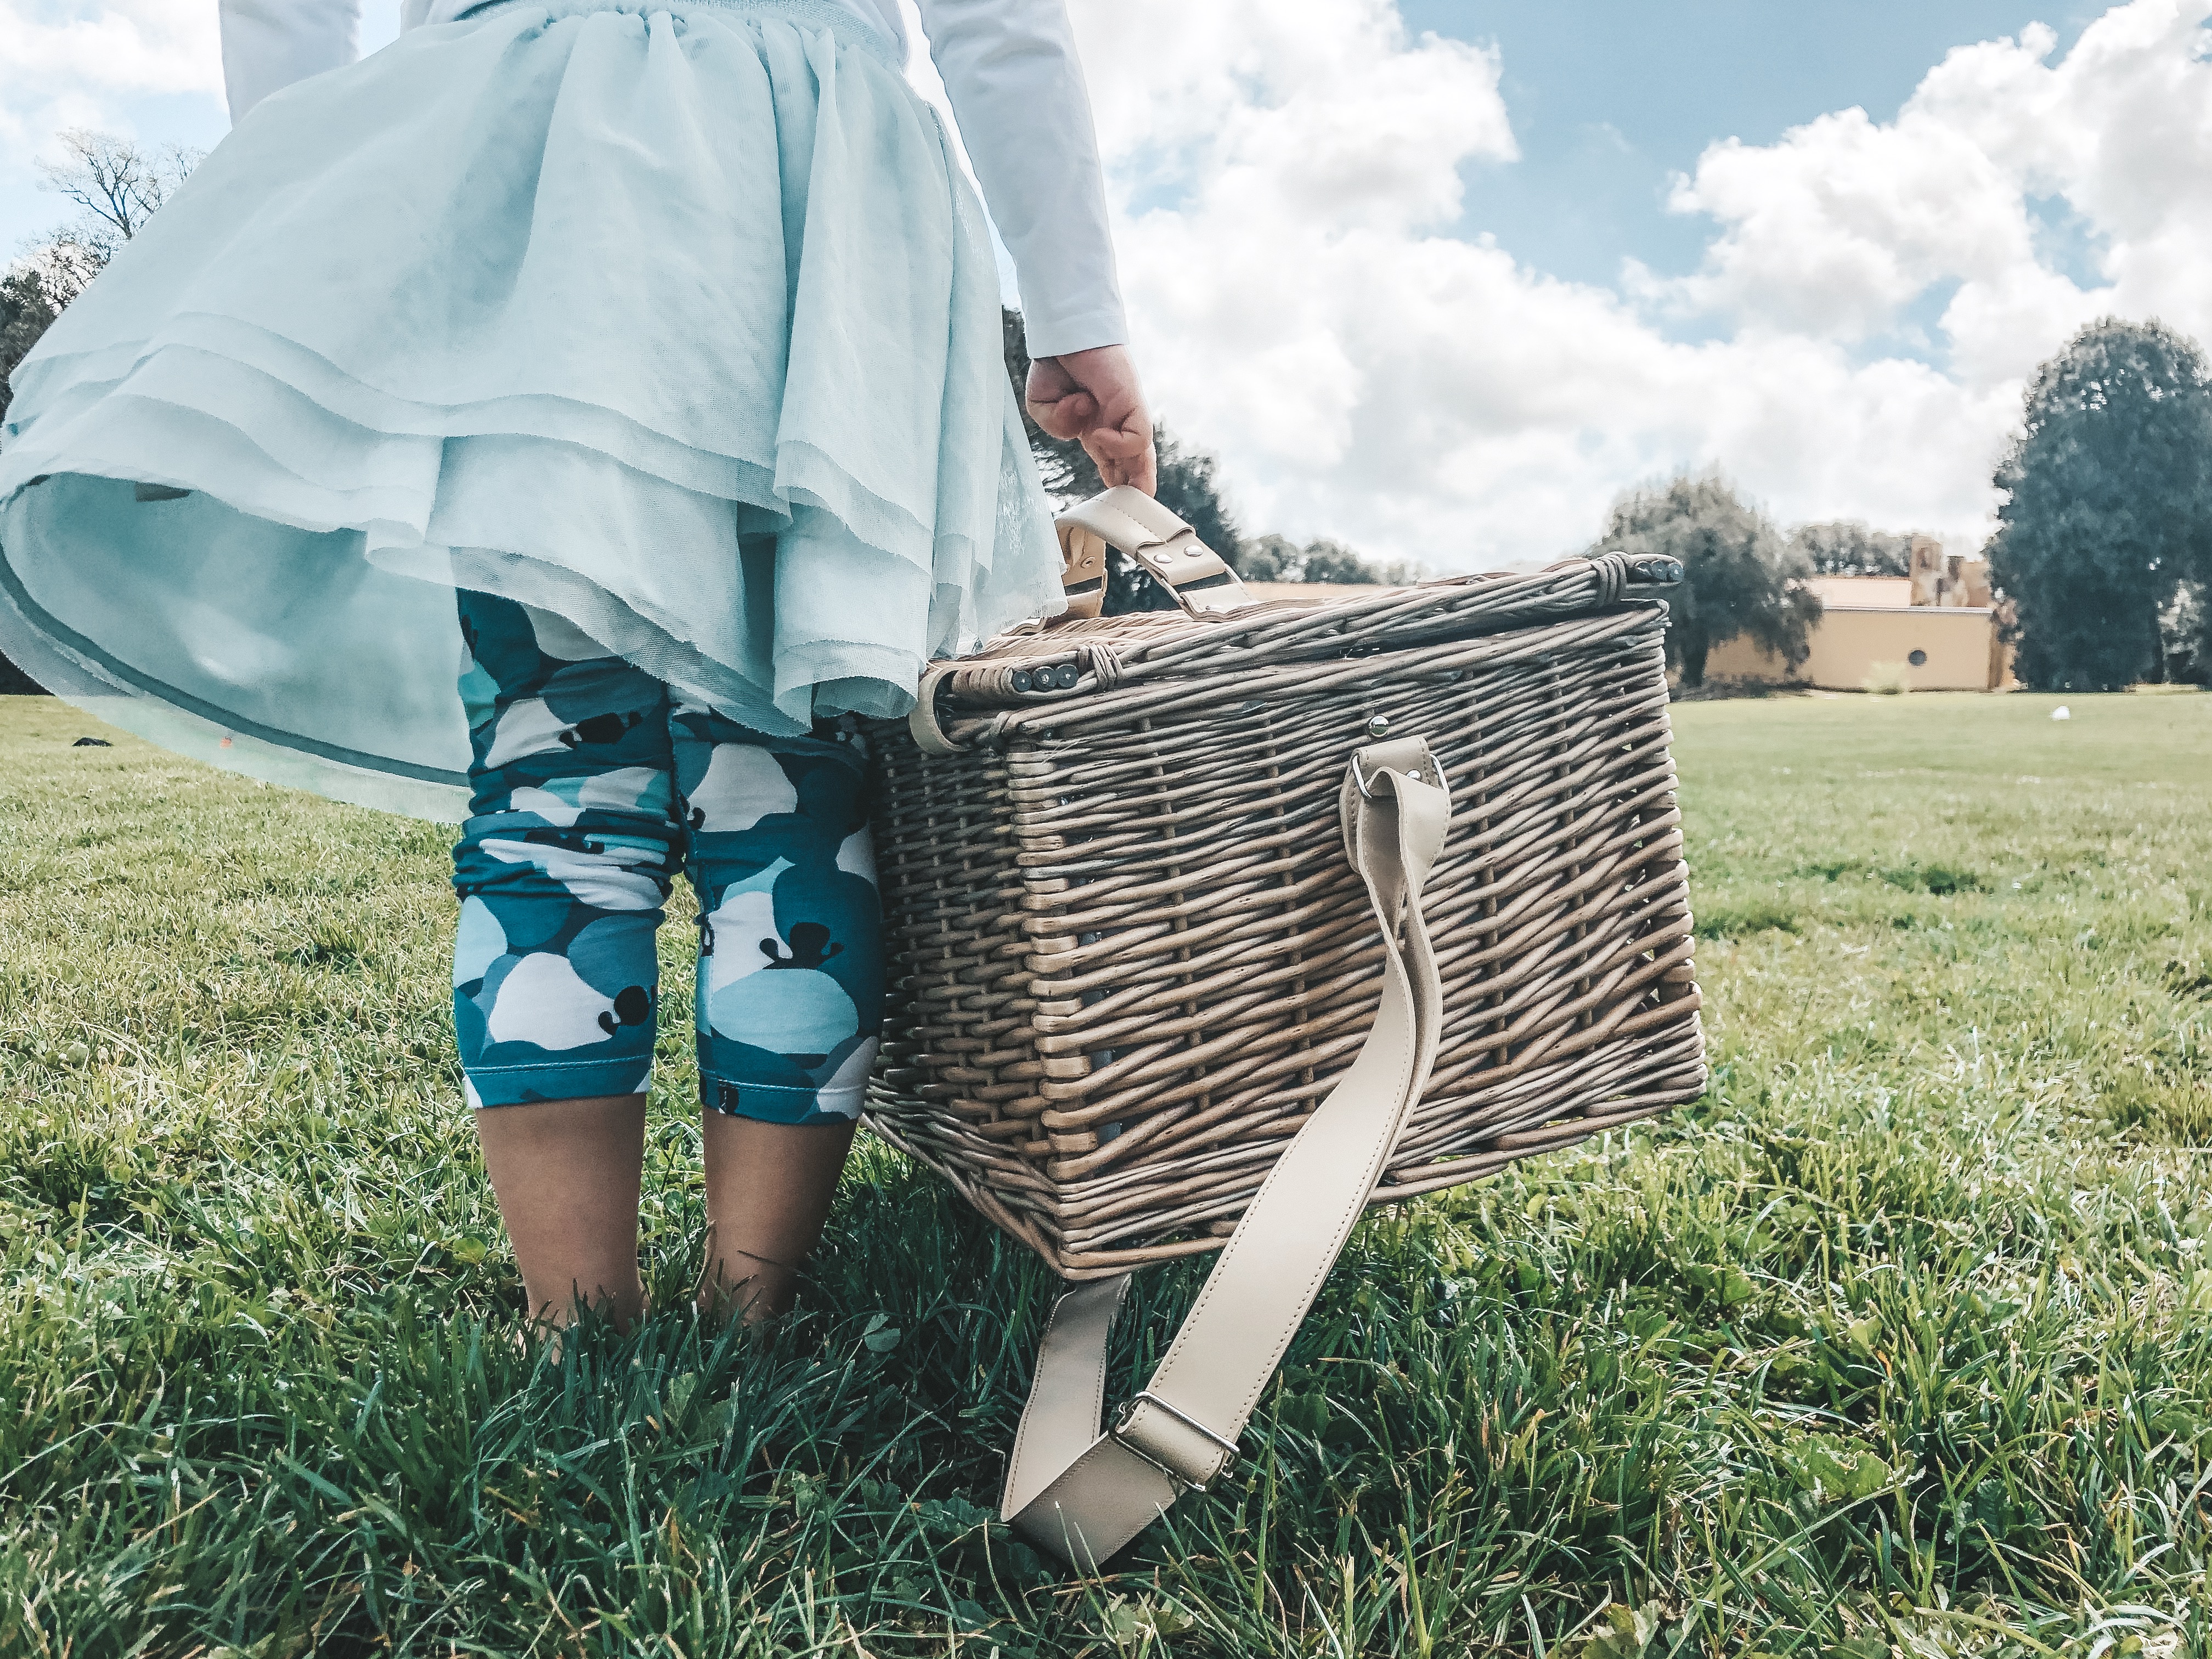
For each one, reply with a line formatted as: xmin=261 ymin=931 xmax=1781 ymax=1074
xmin=1054 ymin=664 xmax=1080 ymax=689
xmin=1012 ymin=669 xmax=1033 ymax=693
xmin=1365 ymin=715 xmax=1391 ymax=738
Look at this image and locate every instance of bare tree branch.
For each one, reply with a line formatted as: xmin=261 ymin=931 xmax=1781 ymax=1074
xmin=5 ymin=129 xmax=202 ymax=417
xmin=35 ymin=128 xmax=202 ymax=251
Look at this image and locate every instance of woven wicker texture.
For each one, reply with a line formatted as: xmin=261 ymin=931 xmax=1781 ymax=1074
xmin=865 ymin=554 xmax=1705 ymax=1279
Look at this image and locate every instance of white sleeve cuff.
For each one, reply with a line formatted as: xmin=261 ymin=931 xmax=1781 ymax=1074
xmin=1020 ymin=306 xmax=1129 ymax=362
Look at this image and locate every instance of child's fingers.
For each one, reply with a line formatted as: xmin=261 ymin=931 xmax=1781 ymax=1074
xmin=1086 ymin=421 xmax=1142 ymax=456
xmin=1082 ymin=417 xmax=1156 ymax=493
xmin=1028 ymin=388 xmax=1098 ymax=440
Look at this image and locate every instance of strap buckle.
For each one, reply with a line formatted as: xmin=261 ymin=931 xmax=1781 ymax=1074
xmin=1110 ymin=1392 xmax=1239 ymax=1493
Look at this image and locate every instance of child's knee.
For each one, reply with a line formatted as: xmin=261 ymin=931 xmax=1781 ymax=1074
xmin=674 ymin=710 xmax=883 ymax=1127
xmin=452 ymin=815 xmax=678 ymax=1110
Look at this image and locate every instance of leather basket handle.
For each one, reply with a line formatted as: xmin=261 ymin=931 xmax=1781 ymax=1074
xmin=1055 ymin=486 xmax=1252 ymax=620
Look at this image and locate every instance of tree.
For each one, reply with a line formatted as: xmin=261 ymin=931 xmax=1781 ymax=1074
xmin=1988 ymin=318 xmax=2212 ymax=691
xmin=4 ymin=133 xmax=199 ymax=421
xmin=1235 ymin=534 xmax=1300 ymax=580
xmin=1 ymin=266 xmax=59 ymax=420
xmin=0 ymin=260 xmax=63 ymax=687
xmin=1153 ymin=428 xmax=1242 ymax=574
xmin=37 ymin=128 xmax=199 ymax=256
xmin=1 ymin=234 xmax=109 ymax=417
xmin=1592 ymin=472 xmax=1821 ymax=687
xmin=2 ymin=132 xmax=200 ymax=689
xmin=1791 ymin=520 xmax=1912 ymax=577
xmin=1297 ymin=539 xmax=1373 ymax=584
xmin=1237 ymin=532 xmax=1415 ymax=585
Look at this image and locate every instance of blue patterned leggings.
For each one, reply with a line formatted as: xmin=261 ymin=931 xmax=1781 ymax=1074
xmin=450 ymin=592 xmax=881 ymax=1125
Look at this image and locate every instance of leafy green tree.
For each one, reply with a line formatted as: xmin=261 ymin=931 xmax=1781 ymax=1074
xmin=1 ymin=266 xmax=59 ymax=423
xmin=1296 ymin=538 xmax=1373 ymax=584
xmin=1790 ymin=520 xmax=1912 ymax=577
xmin=1 ymin=257 xmax=70 ymax=689
xmin=1235 ymin=532 xmax=1413 ymax=585
xmin=1989 ymin=317 xmax=2212 ymax=690
xmin=1153 ymin=430 xmax=1241 ymax=569
xmin=1234 ymin=533 xmax=1300 ymax=580
xmin=1592 ymin=472 xmax=1820 ymax=687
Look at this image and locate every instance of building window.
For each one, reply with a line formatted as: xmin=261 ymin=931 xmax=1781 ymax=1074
xmin=1908 ymin=649 xmax=1928 ymax=667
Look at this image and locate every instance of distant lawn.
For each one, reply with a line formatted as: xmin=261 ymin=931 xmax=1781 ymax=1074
xmin=2 ymin=689 xmax=2209 ymax=1657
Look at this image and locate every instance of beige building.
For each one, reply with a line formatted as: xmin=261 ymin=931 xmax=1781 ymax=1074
xmin=1703 ymin=537 xmax=2015 ymax=692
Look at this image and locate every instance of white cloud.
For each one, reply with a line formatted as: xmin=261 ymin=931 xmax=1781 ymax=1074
xmin=1064 ymin=0 xmax=2212 ymax=566
xmin=1655 ymin=105 xmax=2038 ymax=342
xmin=0 ymin=0 xmax=223 ymax=171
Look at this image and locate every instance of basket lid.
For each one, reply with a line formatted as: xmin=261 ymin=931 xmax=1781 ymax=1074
xmin=903 ymin=489 xmax=1681 ymax=754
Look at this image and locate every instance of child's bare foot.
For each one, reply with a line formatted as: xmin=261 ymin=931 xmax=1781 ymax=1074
xmin=696 ymin=1241 xmax=802 ymax=1327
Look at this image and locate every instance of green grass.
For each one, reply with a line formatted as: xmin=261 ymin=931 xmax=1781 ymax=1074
xmin=2 ymin=689 xmax=2209 ymax=1657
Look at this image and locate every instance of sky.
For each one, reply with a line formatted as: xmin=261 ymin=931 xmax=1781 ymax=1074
xmin=3 ymin=0 xmax=2209 ymax=568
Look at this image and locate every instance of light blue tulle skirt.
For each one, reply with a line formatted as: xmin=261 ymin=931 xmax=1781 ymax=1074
xmin=0 ymin=0 xmax=1061 ymax=820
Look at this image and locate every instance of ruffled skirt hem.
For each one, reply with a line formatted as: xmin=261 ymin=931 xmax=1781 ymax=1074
xmin=0 ymin=0 xmax=1062 ymax=817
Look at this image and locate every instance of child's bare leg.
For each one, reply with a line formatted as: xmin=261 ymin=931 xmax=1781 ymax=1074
xmin=475 ymin=1092 xmax=648 ymax=1330
xmin=698 ymin=1113 xmax=856 ymax=1322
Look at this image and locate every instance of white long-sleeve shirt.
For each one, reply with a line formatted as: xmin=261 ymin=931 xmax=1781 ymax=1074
xmin=216 ymin=0 xmax=1126 ymax=357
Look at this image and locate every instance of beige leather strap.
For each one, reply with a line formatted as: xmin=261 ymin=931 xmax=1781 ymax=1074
xmin=1003 ymin=736 xmax=1451 ymax=1568
xmin=1055 ymin=486 xmax=1251 ymax=619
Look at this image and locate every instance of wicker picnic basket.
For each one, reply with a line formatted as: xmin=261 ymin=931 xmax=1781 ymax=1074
xmin=862 ymin=487 xmax=1705 ymax=1566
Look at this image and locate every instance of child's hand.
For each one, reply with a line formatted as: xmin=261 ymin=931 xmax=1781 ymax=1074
xmin=1024 ymin=345 xmax=1157 ymax=495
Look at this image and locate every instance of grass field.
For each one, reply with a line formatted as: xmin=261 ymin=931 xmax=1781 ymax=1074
xmin=3 ymin=689 xmax=2210 ymax=1658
